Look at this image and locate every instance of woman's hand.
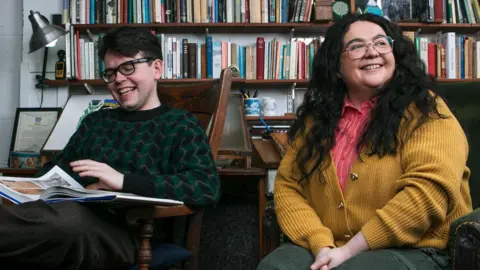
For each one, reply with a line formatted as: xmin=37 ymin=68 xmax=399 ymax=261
xmin=311 ymin=247 xmax=332 ymax=270
xmin=310 ymin=246 xmax=353 ymax=270
xmin=311 ymin=231 xmax=370 ymax=270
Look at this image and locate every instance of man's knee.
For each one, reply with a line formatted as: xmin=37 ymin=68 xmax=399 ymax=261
xmin=257 ymin=243 xmax=314 ymax=270
xmin=42 ymin=201 xmax=96 ymax=242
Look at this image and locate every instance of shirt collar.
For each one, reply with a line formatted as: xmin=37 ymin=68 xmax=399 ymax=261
xmin=341 ymin=96 xmax=376 ymax=116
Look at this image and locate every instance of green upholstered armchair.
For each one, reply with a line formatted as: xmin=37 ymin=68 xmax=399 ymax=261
xmin=441 ymin=82 xmax=480 ymax=270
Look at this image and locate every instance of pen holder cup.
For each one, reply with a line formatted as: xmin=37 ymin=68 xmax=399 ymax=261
xmin=244 ymin=98 xmax=261 ymax=116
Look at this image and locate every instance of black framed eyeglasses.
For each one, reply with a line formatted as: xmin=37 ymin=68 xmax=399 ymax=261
xmin=343 ymin=36 xmax=394 ymax=60
xmin=101 ymin=57 xmax=155 ymax=83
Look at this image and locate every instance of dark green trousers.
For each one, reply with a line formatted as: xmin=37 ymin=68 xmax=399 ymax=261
xmin=257 ymin=243 xmax=450 ymax=270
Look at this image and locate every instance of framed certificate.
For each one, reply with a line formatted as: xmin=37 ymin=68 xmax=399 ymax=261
xmin=9 ymin=108 xmax=62 ymax=166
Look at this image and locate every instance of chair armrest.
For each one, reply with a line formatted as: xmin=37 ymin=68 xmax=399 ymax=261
xmin=449 ymin=208 xmax=480 ymax=270
xmin=126 ymin=205 xmax=198 ymax=221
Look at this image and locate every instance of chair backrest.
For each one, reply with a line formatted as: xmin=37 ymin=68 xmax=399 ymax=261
xmin=156 ymin=68 xmax=232 ymax=158
xmin=439 ymin=82 xmax=480 ymax=209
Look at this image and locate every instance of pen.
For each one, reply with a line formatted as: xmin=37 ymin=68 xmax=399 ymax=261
xmin=258 ymin=114 xmax=271 ymax=133
xmin=253 ymin=90 xmax=258 ymax=98
xmin=240 ymin=88 xmax=249 ymax=98
xmin=258 ymin=114 xmax=271 ymax=139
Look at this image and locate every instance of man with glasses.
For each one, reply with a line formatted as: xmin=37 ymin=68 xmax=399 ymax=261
xmin=0 ymin=27 xmax=220 ymax=270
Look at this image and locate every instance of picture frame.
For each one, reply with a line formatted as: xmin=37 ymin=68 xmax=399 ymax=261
xmin=9 ymin=107 xmax=62 ymax=166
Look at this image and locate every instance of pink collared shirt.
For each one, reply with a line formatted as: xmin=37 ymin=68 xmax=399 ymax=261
xmin=331 ymin=98 xmax=375 ymax=192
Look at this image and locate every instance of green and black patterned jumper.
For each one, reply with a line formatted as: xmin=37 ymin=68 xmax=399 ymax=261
xmin=38 ymin=105 xmax=220 ymax=206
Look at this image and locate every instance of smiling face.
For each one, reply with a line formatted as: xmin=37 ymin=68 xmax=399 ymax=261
xmin=339 ymin=21 xmax=395 ymax=96
xmin=103 ymin=51 xmax=162 ymax=111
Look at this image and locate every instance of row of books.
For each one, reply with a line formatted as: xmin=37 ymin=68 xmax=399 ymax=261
xmin=66 ymin=27 xmax=324 ymax=80
xmin=161 ymin=35 xmax=323 ymax=80
xmin=63 ymin=0 xmax=314 ymax=25
xmin=406 ymin=31 xmax=480 ymax=79
xmin=441 ymin=0 xmax=479 ymax=23
xmin=66 ymin=32 xmax=480 ymax=81
xmin=381 ymin=0 xmax=479 ymax=24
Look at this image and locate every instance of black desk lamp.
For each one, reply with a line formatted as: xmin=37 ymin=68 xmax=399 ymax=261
xmin=28 ymin=10 xmax=68 ymax=89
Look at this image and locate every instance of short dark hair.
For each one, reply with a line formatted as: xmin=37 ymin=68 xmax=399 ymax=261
xmin=98 ymin=27 xmax=162 ymax=61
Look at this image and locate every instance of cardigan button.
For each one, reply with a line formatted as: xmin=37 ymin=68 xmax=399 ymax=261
xmin=345 ymin=234 xmax=351 ymax=239
xmin=338 ymin=202 xmax=344 ymax=209
xmin=350 ymin=173 xmax=358 ymax=181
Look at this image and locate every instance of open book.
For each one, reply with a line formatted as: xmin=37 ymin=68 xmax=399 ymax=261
xmin=0 ymin=166 xmax=183 ymax=206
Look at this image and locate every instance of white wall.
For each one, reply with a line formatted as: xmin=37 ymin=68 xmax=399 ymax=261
xmin=20 ymin=0 xmax=69 ymax=108
xmin=0 ymin=0 xmax=23 ymax=166
xmin=0 ymin=0 xmax=71 ymax=166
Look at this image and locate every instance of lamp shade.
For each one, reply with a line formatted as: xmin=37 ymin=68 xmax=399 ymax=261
xmin=28 ymin=10 xmax=68 ymax=53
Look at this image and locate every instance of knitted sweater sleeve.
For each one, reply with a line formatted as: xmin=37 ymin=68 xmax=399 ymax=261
xmin=122 ymin=113 xmax=220 ymax=207
xmin=274 ymin=137 xmax=336 ymax=255
xmin=35 ymin=113 xmax=93 ymax=186
xmin=361 ymin=100 xmax=469 ymax=249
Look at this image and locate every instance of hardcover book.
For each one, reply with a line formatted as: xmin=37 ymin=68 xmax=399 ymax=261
xmin=0 ymin=165 xmax=183 ymax=206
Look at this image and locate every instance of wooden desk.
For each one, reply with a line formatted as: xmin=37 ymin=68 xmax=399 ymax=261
xmin=218 ymin=167 xmax=268 ymax=260
xmin=0 ymin=168 xmax=39 ymax=177
xmin=0 ymin=167 xmax=271 ymax=260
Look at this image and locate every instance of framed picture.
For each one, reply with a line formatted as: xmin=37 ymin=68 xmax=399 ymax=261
xmin=9 ymin=108 xmax=62 ymax=166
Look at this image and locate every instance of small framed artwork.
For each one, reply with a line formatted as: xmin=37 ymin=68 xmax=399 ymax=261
xmin=9 ymin=108 xmax=62 ymax=166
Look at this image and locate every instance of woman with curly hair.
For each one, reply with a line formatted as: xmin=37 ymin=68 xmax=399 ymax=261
xmin=257 ymin=13 xmax=472 ymax=270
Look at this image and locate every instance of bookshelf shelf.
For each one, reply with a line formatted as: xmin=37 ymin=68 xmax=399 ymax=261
xmin=397 ymin=22 xmax=480 ymax=33
xmin=437 ymin=79 xmax=480 ymax=83
xmin=44 ymin=78 xmax=240 ymax=86
xmin=73 ymin=22 xmax=334 ymax=34
xmin=43 ymin=78 xmax=310 ymax=87
xmin=245 ymin=115 xmax=297 ymax=121
xmin=242 ymin=79 xmax=309 ymax=86
xmin=72 ymin=22 xmax=480 ymax=34
xmin=43 ymin=78 xmax=479 ymax=87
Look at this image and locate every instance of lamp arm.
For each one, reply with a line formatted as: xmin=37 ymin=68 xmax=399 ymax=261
xmin=35 ymin=47 xmax=48 ymax=89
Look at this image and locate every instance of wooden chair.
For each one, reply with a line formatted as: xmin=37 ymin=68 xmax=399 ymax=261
xmin=126 ymin=68 xmax=232 ymax=270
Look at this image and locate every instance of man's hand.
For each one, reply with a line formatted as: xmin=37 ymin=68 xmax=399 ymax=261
xmin=311 ymin=246 xmax=352 ymax=270
xmin=70 ymin=159 xmax=124 ymax=191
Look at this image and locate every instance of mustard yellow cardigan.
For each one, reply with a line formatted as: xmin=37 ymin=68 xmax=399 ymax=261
xmin=274 ymin=97 xmax=472 ymax=255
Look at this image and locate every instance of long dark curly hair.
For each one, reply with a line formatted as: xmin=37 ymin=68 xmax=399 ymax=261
xmin=290 ymin=13 xmax=444 ymax=184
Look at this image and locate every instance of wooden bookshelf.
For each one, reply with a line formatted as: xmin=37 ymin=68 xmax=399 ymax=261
xmin=60 ymin=21 xmax=480 ymax=87
xmin=43 ymin=78 xmax=479 ymax=87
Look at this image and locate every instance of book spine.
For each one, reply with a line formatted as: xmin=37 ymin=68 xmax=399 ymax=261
xmin=183 ymin=39 xmax=189 ymax=78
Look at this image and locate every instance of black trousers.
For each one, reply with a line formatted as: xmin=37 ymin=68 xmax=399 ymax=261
xmin=0 ymin=200 xmax=138 ymax=270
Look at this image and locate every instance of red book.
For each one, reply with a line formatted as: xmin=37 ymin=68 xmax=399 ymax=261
xmin=245 ymin=0 xmax=250 ymax=22
xmin=434 ymin=0 xmax=443 ymax=23
xmin=256 ymin=37 xmax=265 ymax=80
xmin=76 ymin=30 xmax=81 ymax=79
xmin=427 ymin=43 xmax=437 ymax=77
